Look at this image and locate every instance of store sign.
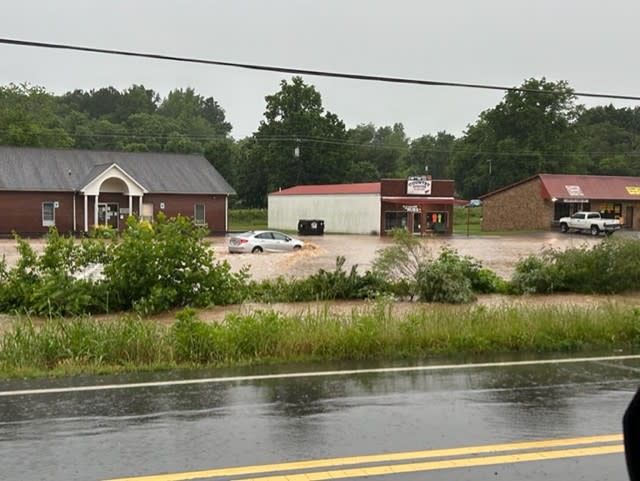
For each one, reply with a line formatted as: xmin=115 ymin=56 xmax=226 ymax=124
xmin=562 ymin=199 xmax=590 ymax=204
xmin=564 ymin=185 xmax=584 ymax=197
xmin=403 ymin=205 xmax=421 ymax=213
xmin=407 ymin=176 xmax=432 ymax=195
xmin=626 ymin=186 xmax=640 ymax=195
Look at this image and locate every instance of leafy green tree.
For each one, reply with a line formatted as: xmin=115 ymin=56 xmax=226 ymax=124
xmin=452 ymin=78 xmax=583 ymax=198
xmin=113 ymin=84 xmax=159 ymax=122
xmin=0 ymin=84 xmax=73 ymax=148
xmin=243 ymin=77 xmax=349 ymax=206
xmin=348 ymin=123 xmax=408 ymax=178
xmin=404 ymin=131 xmax=455 ymax=178
xmin=204 ymin=138 xmax=240 ymax=186
xmin=575 ymin=105 xmax=640 ymax=176
xmin=158 ymin=87 xmax=231 ymax=137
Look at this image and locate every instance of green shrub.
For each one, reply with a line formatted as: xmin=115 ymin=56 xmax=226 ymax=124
xmin=247 ymin=257 xmax=391 ymax=303
xmin=103 ymin=214 xmax=248 ymax=314
xmin=90 ymin=224 xmax=117 ymax=239
xmin=415 ymin=254 xmax=475 ymax=304
xmin=511 ymin=238 xmax=640 ymax=294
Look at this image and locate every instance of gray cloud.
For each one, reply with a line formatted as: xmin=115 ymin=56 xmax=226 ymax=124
xmin=1 ymin=0 xmax=638 ymax=139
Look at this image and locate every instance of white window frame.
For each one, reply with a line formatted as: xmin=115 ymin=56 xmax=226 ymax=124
xmin=194 ymin=203 xmax=206 ymax=225
xmin=42 ymin=201 xmax=55 ymax=227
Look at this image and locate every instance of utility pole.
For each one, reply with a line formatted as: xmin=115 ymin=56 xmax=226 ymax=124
xmin=487 ymin=159 xmax=493 ymax=192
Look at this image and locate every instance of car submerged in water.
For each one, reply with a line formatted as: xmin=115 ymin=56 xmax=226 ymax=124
xmin=227 ymin=230 xmax=305 ymax=254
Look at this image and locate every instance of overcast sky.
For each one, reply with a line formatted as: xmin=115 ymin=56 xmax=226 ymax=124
xmin=1 ymin=0 xmax=639 ymax=140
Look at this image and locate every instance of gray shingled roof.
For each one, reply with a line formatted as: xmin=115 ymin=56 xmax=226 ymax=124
xmin=0 ymin=147 xmax=236 ymax=195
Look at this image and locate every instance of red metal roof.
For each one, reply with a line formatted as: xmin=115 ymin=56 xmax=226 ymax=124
xmin=481 ymin=174 xmax=640 ymax=201
xmin=270 ymin=182 xmax=381 ymax=196
xmin=539 ymin=174 xmax=640 ymax=201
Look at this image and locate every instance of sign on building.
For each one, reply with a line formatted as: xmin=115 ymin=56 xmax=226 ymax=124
xmin=403 ymin=205 xmax=421 ymax=213
xmin=564 ymin=185 xmax=584 ymax=197
xmin=407 ymin=176 xmax=432 ymax=195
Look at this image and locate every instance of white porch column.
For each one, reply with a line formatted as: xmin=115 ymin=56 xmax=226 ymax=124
xmin=139 ymin=196 xmax=143 ymax=218
xmin=94 ymin=195 xmax=99 ymax=227
xmin=83 ymin=195 xmax=88 ymax=232
xmin=129 ymin=195 xmax=133 ymax=216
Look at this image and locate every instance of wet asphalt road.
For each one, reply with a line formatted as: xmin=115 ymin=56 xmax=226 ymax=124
xmin=1 ymin=354 xmax=638 ymax=481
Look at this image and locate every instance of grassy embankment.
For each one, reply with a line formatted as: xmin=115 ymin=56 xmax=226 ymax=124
xmin=229 ymin=207 xmax=485 ymax=235
xmin=1 ymin=303 xmax=639 ymax=378
xmin=228 ymin=209 xmax=268 ymax=232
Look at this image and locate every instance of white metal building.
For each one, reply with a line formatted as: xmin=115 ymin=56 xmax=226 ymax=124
xmin=268 ymin=183 xmax=381 ymax=234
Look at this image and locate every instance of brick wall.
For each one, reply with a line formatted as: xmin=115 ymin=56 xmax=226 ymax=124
xmin=0 ymin=191 xmax=228 ymax=236
xmin=482 ymin=177 xmax=553 ymax=231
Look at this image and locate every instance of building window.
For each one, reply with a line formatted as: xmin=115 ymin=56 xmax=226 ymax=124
xmin=141 ymin=203 xmax=154 ymax=222
xmin=384 ymin=211 xmax=407 ymax=231
xmin=426 ymin=211 xmax=447 ymax=230
xmin=42 ymin=202 xmax=55 ymax=227
xmin=194 ymin=203 xmax=206 ymax=225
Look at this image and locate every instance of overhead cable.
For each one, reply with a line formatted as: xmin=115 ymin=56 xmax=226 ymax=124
xmin=1 ymin=37 xmax=640 ymax=101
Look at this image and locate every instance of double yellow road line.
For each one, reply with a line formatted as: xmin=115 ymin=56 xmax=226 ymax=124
xmin=106 ymin=434 xmax=623 ymax=481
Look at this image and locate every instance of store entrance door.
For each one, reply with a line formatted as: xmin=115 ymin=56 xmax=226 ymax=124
xmin=626 ymin=206 xmax=634 ymax=229
xmin=97 ymin=203 xmax=119 ymax=229
xmin=413 ymin=213 xmax=422 ymax=234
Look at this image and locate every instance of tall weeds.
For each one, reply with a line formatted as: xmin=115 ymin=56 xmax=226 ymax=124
xmin=2 ymin=303 xmax=640 ymax=377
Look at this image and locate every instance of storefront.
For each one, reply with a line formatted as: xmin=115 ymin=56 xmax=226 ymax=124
xmin=268 ymin=177 xmax=459 ymax=235
xmin=480 ymin=173 xmax=640 ymax=232
xmin=379 ymin=177 xmax=457 ymax=235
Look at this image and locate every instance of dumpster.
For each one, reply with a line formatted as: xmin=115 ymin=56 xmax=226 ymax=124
xmin=298 ymin=219 xmax=325 ymax=235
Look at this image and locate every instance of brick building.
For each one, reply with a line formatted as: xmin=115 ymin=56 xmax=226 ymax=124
xmin=480 ymin=173 xmax=640 ymax=232
xmin=0 ymin=146 xmax=235 ymax=235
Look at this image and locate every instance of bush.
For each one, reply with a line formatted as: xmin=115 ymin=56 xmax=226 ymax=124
xmin=104 ymin=213 xmax=248 ymax=314
xmin=0 ymin=230 xmax=109 ymax=316
xmin=511 ymin=238 xmax=640 ymax=294
xmin=0 ymin=216 xmax=249 ymax=316
xmin=247 ymin=257 xmax=392 ymax=303
xmin=415 ymin=253 xmax=475 ymax=304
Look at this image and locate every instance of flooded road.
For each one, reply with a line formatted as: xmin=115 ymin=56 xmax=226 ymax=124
xmin=215 ymin=231 xmax=602 ymax=280
xmin=1 ymin=354 xmax=637 ymax=481
xmin=0 ymin=231 xmax=603 ymax=281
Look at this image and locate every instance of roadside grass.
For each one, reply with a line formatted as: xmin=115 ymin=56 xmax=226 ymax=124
xmin=228 ymin=209 xmax=268 ymax=232
xmin=2 ymin=303 xmax=639 ymax=378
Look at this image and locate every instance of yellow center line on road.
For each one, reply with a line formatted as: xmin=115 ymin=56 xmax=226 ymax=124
xmin=103 ymin=434 xmax=623 ymax=481
xmin=239 ymin=445 xmax=624 ymax=481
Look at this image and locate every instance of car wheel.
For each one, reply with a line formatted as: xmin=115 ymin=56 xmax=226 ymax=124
xmin=590 ymin=225 xmax=600 ymax=236
xmin=293 ymin=245 xmax=302 ymax=251
xmin=252 ymin=246 xmax=263 ymax=253
xmin=560 ymin=223 xmax=568 ymax=233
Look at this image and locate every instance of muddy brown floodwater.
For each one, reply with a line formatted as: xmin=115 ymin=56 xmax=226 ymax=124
xmin=214 ymin=231 xmax=603 ymax=281
xmin=1 ymin=232 xmax=638 ymax=327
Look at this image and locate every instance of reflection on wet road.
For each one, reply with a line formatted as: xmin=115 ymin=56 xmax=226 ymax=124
xmin=1 ymin=354 xmax=638 ymax=481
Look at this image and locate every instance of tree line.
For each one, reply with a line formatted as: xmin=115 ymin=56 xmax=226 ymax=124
xmin=1 ymin=77 xmax=640 ymax=206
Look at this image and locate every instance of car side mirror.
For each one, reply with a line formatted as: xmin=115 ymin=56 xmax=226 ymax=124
xmin=285 ymin=237 xmax=291 ymax=242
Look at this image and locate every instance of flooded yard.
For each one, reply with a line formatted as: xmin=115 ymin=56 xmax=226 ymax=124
xmin=0 ymin=231 xmax=605 ymax=282
xmin=212 ymin=231 xmax=602 ymax=281
xmin=0 ymin=231 xmax=629 ymax=327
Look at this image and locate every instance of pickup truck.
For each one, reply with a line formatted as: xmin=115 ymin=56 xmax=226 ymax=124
xmin=558 ymin=211 xmax=621 ymax=236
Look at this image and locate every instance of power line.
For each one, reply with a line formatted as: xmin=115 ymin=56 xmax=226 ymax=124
xmin=1 ymin=37 xmax=640 ymax=102
xmin=1 ymin=128 xmax=639 ymax=158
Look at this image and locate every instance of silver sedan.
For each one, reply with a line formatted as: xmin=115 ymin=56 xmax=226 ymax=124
xmin=228 ymin=230 xmax=305 ymax=254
